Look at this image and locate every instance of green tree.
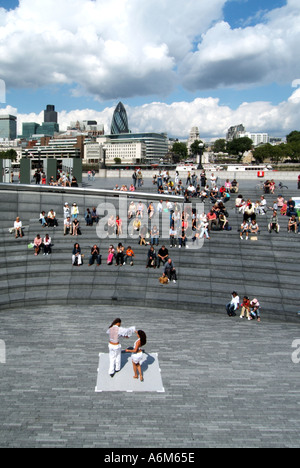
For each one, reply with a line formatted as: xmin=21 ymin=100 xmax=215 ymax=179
xmin=190 ymin=140 xmax=204 ymax=156
xmin=227 ymin=137 xmax=253 ymax=156
xmin=114 ymin=157 xmax=122 ymax=165
xmin=286 ymin=130 xmax=300 ymax=144
xmin=253 ymin=144 xmax=272 ymax=163
xmin=172 ymin=142 xmax=188 ymax=160
xmin=269 ymin=145 xmax=284 ymax=164
xmin=213 ymin=139 xmax=227 ymax=153
xmin=0 ymin=149 xmax=17 ymax=161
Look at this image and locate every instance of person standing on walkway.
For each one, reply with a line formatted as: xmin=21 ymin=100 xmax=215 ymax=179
xmin=107 ymin=319 xmax=135 ymax=377
xmin=132 ymin=171 xmax=137 ymax=189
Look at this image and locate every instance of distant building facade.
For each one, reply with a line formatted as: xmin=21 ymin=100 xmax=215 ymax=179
xmin=226 ymin=124 xmax=245 ymax=141
xmin=21 ymin=104 xmax=59 ymax=138
xmin=241 ymin=132 xmax=269 ymax=147
xmin=98 ymin=132 xmax=168 ymax=163
xmin=68 ymin=120 xmax=104 ymax=136
xmin=44 ymin=105 xmax=58 ymax=123
xmin=22 ymin=135 xmax=90 ymax=160
xmin=0 ymin=114 xmax=17 ymax=140
xmin=22 ymin=121 xmax=59 ymax=138
xmin=187 ymin=126 xmax=200 ymax=155
xmin=227 ymin=124 xmax=270 ymax=147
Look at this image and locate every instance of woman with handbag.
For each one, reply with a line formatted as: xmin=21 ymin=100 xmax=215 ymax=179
xmin=72 ymin=243 xmax=82 ymax=266
xmin=115 ymin=243 xmax=125 ymax=266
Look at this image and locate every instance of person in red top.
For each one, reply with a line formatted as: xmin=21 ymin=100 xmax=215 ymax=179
xmin=240 ymin=296 xmax=251 ymax=319
xmin=207 ymin=209 xmax=218 ymax=231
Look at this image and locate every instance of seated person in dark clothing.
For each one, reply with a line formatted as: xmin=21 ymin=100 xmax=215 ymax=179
xmin=157 ymin=246 xmax=169 ymax=267
xmin=85 ymin=208 xmax=93 ymax=226
xmin=91 ymin=207 xmax=99 ymax=225
xmin=89 ymin=245 xmax=102 ymax=266
xmin=163 ymin=258 xmax=177 ymax=284
xmin=146 ymin=246 xmax=157 ymax=268
xmin=264 ymin=180 xmax=271 ymax=194
xmin=71 ymin=176 xmax=78 ymax=187
xmin=287 ymin=198 xmax=297 ymax=216
xmin=210 ymin=187 xmax=219 ymax=203
xmin=115 ymin=243 xmax=125 ymax=266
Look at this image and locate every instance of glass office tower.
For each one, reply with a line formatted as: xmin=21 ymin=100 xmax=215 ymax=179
xmin=111 ymin=102 xmax=129 ymax=134
xmin=0 ymin=115 xmax=17 ymax=140
xmin=44 ymin=105 xmax=58 ymax=123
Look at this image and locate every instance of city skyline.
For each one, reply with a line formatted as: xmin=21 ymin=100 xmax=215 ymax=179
xmin=0 ymin=0 xmax=300 ymax=139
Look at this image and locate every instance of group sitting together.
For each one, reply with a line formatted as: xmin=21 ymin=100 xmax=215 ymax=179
xmin=226 ymin=292 xmax=261 ymax=322
xmin=236 ymin=194 xmax=300 ymax=237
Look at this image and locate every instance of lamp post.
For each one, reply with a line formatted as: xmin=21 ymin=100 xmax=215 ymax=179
xmin=100 ymin=146 xmax=107 ymax=169
xmin=197 ymin=143 xmax=204 ymax=170
xmin=37 ymin=149 xmax=41 ymax=170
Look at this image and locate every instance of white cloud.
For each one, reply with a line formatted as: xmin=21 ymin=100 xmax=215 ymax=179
xmin=0 ymin=0 xmax=225 ymax=100
xmin=0 ymin=0 xmax=300 ymax=99
xmin=181 ymin=0 xmax=300 ymax=91
xmin=2 ymin=87 xmax=300 ymax=140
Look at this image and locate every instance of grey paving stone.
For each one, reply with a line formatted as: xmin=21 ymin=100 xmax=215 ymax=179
xmin=1 ymin=305 xmax=299 ymax=448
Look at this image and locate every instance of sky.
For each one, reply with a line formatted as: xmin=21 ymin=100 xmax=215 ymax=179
xmin=0 ymin=0 xmax=300 ymax=140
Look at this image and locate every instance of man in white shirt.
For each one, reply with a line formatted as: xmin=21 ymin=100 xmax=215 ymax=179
xmin=210 ymin=173 xmax=217 ymax=187
xmin=187 ymin=184 xmax=196 ymax=197
xmin=64 ymin=216 xmax=72 ymax=235
xmin=157 ymin=200 xmax=163 ymax=214
xmin=47 ymin=209 xmax=58 ymax=227
xmin=226 ymin=291 xmax=240 ymax=317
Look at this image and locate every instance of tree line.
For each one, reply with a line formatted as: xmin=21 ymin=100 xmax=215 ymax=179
xmin=171 ymin=131 xmax=300 ymax=164
xmin=0 ymin=149 xmax=17 ymax=161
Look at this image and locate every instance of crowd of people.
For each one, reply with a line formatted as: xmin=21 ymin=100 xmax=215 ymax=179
xmin=235 ymin=192 xmax=300 ymax=237
xmin=151 ymin=169 xmax=239 ymax=201
xmin=33 ymin=169 xmax=79 ymax=187
xmin=10 ymin=170 xmax=300 ymax=317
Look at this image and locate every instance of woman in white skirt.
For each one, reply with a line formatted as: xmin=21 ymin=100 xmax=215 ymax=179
xmin=107 ymin=318 xmax=135 ymax=377
xmin=126 ymin=330 xmax=147 ymax=382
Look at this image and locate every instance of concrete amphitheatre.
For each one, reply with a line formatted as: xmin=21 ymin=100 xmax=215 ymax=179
xmin=0 ymin=173 xmax=299 ymax=448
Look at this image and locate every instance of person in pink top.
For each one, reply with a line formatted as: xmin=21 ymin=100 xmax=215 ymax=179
xmin=34 ymin=234 xmax=43 ymax=256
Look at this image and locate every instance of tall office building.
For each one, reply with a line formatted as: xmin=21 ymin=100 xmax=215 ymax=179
xmin=44 ymin=105 xmax=58 ymax=123
xmin=22 ymin=122 xmax=40 ymax=139
xmin=111 ymin=102 xmax=129 ymax=134
xmin=226 ymin=124 xmax=245 ymax=141
xmin=0 ymin=115 xmax=17 ymax=140
xmin=22 ymin=121 xmax=59 ymax=138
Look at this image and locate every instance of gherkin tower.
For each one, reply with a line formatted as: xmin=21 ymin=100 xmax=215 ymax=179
xmin=111 ymin=102 xmax=129 ymax=134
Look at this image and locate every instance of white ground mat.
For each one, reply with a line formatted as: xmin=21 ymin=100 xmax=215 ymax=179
xmin=95 ymin=351 xmax=165 ymax=393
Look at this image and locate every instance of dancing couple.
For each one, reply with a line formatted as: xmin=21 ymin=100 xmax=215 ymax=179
xmin=107 ymin=318 xmax=147 ymax=382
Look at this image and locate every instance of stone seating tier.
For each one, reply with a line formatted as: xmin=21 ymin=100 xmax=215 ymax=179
xmin=0 ymin=186 xmax=299 ymax=323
